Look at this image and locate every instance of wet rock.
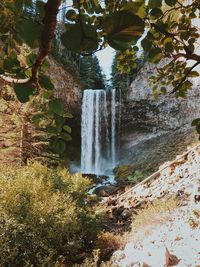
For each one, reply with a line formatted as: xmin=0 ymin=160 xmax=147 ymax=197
xmin=94 ymin=185 xmax=118 ymax=197
xmin=82 ymin=173 xmax=109 ymax=182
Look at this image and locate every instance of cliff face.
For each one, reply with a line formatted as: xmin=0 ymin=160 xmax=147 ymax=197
xmin=48 ymin=57 xmax=81 ymax=115
xmin=119 ymin=63 xmax=200 ymax=174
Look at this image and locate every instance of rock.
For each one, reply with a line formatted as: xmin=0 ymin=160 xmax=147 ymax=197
xmin=112 ymin=206 xmax=125 ymax=219
xmin=194 ymin=194 xmax=200 ymax=203
xmin=121 ymin=208 xmax=132 ymax=220
xmin=165 ymin=248 xmax=180 ymax=266
xmin=114 ymin=164 xmax=136 ymax=183
xmin=94 ymin=185 xmax=118 ymax=197
xmin=82 ymin=174 xmax=109 ymax=182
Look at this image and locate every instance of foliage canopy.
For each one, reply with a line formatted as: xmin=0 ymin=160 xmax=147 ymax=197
xmin=0 ymin=0 xmax=200 ymax=146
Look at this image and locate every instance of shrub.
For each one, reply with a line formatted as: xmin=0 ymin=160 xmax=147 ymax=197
xmin=95 ymin=232 xmax=125 ymax=260
xmin=0 ymin=162 xmax=102 ymax=266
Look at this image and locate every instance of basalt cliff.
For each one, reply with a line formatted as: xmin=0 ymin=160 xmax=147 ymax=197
xmin=119 ymin=63 xmax=200 ymax=174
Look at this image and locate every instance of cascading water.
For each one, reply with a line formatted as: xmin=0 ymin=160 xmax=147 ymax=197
xmin=111 ymin=89 xmax=116 ymax=167
xmin=81 ymin=89 xmax=117 ymax=175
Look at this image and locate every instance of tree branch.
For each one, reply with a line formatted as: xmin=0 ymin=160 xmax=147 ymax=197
xmin=31 ymin=0 xmax=62 ymax=84
xmin=0 ymin=75 xmax=30 ymax=84
xmin=170 ymin=61 xmax=200 ymax=94
xmin=0 ymin=0 xmax=62 ymax=85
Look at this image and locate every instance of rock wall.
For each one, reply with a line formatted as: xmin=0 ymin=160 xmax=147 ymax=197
xmin=119 ymin=63 xmax=200 ymax=174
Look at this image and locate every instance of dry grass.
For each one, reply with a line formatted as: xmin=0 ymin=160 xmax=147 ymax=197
xmin=131 ymin=197 xmax=178 ymax=235
xmin=95 ymin=232 xmax=125 ymax=260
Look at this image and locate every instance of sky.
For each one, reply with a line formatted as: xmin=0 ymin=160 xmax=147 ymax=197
xmin=96 ymin=46 xmax=115 ymax=81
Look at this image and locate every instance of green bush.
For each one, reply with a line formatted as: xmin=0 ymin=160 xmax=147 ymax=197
xmin=0 ymin=162 xmax=102 ymax=266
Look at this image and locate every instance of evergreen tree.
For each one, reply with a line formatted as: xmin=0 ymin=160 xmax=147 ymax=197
xmin=79 ymin=55 xmax=105 ymax=89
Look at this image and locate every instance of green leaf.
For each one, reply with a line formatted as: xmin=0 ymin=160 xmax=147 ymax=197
xmin=149 ymin=47 xmax=162 ymax=63
xmin=141 ymin=37 xmax=152 ymax=51
xmin=55 ymin=115 xmax=65 ymax=133
xmin=121 ymin=1 xmax=147 ymax=19
xmin=165 ymin=42 xmax=174 ymax=53
xmin=196 ymin=124 xmax=200 ymax=134
xmin=63 ymin=113 xmax=73 ymax=119
xmin=26 ymin=53 xmax=37 ymax=65
xmin=191 ymin=118 xmax=200 ymax=127
xmin=165 ymin=0 xmax=177 ymax=6
xmin=149 ymin=0 xmax=162 ymax=8
xmin=103 ymin=11 xmax=145 ymax=50
xmin=153 ymin=85 xmax=158 ymax=100
xmin=61 ymin=23 xmax=98 ymax=53
xmin=4 ymin=57 xmax=20 ymax=73
xmin=90 ymin=0 xmax=103 ymax=13
xmin=188 ymin=71 xmax=199 ymax=77
xmin=188 ymin=44 xmax=195 ymax=53
xmin=36 ymin=0 xmax=45 ymax=18
xmin=160 ymin=87 xmax=167 ymax=95
xmin=49 ymin=99 xmax=64 ymax=116
xmin=66 ymin=9 xmax=77 ymax=21
xmin=63 ymin=125 xmax=72 ymax=133
xmin=150 ymin=8 xmax=163 ymax=18
xmin=184 ymin=80 xmax=193 ymax=89
xmin=39 ymin=73 xmax=54 ymax=90
xmin=41 ymin=59 xmax=50 ymax=72
xmin=52 ymin=139 xmax=66 ymax=154
xmin=46 ymin=126 xmax=57 ymax=134
xmin=14 ymin=83 xmax=36 ymax=103
xmin=32 ymin=113 xmax=44 ymax=125
xmin=17 ymin=18 xmax=42 ymax=48
xmin=60 ymin=133 xmax=72 ymax=142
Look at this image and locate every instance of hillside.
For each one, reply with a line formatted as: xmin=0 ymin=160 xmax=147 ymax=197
xmin=106 ymin=144 xmax=200 ymax=266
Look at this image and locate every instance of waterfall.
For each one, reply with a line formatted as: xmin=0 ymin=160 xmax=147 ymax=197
xmin=111 ymin=89 xmax=116 ymax=167
xmin=81 ymin=89 xmax=117 ymax=175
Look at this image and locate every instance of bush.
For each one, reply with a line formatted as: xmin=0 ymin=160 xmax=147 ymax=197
xmin=95 ymin=232 xmax=125 ymax=260
xmin=0 ymin=162 xmax=102 ymax=266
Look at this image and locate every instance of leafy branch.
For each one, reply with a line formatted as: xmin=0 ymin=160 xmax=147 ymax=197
xmin=0 ymin=0 xmax=62 ymax=86
xmin=170 ymin=61 xmax=200 ymax=94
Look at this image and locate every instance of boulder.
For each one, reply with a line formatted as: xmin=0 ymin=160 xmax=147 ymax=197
xmin=94 ymin=185 xmax=118 ymax=197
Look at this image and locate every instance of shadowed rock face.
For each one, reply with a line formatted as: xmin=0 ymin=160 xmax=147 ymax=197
xmin=118 ymin=63 xmax=200 ymax=174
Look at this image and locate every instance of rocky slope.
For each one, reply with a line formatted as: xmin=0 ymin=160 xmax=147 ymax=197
xmin=109 ymin=144 xmax=200 ymax=267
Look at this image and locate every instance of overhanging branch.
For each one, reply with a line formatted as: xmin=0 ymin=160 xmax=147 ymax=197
xmin=0 ymin=0 xmax=62 ymax=85
xmin=170 ymin=61 xmax=200 ymax=94
xmin=0 ymin=75 xmax=30 ymax=83
xmin=31 ymin=0 xmax=62 ymax=84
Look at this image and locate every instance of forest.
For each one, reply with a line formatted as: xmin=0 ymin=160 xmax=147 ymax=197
xmin=0 ymin=0 xmax=200 ymax=266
